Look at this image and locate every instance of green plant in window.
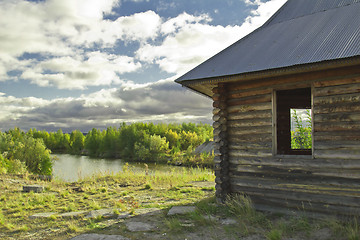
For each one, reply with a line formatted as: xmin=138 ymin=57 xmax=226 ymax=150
xmin=291 ymin=109 xmax=312 ymax=149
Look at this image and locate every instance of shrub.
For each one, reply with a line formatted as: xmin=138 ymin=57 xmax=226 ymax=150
xmin=0 ymin=129 xmax=52 ymax=175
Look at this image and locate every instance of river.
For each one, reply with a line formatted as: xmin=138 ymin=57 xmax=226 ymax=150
xmin=52 ymin=154 xmax=182 ymax=182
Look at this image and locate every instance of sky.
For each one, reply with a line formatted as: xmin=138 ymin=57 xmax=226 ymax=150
xmin=0 ymin=0 xmax=287 ymax=132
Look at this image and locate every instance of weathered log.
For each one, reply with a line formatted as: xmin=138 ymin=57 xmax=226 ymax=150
xmin=314 ymin=112 xmax=360 ymax=122
xmin=227 ymin=94 xmax=271 ymax=106
xmin=227 ymin=102 xmax=272 ymax=114
xmin=227 ymin=110 xmax=272 ymax=120
xmin=313 ymin=75 xmax=360 ymax=88
xmin=314 ymin=82 xmax=360 ymax=97
xmin=314 ymin=92 xmax=360 ymax=105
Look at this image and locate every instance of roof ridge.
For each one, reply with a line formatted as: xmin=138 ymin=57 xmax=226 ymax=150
xmin=263 ymin=0 xmax=360 ymax=28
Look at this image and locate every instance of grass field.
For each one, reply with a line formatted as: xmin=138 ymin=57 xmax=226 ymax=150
xmin=0 ymin=167 xmax=359 ymax=240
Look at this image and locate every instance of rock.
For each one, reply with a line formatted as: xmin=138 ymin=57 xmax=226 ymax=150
xmin=85 ymin=209 xmax=121 ymax=219
xmin=23 ymin=185 xmax=44 ymax=193
xmin=180 ymin=220 xmax=195 ymax=227
xmin=58 ymin=211 xmax=88 ymax=218
xmin=117 ymin=213 xmax=132 ymax=219
xmin=125 ymin=221 xmax=155 ymax=232
xmin=69 ymin=234 xmax=130 ymax=240
xmin=134 ymin=208 xmax=161 ymax=216
xmin=205 ymin=215 xmax=218 ymax=221
xmin=167 ymin=206 xmax=196 ymax=216
xmin=220 ymin=218 xmax=237 ymax=225
xmin=29 ymin=212 xmax=56 ymax=219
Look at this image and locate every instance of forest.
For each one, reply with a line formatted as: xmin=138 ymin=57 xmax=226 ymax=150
xmin=0 ymin=110 xmax=311 ymax=176
xmin=0 ymin=123 xmax=214 ymax=176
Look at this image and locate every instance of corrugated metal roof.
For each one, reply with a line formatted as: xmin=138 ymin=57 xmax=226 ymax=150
xmin=176 ymin=0 xmax=360 ymax=87
xmin=264 ymin=0 xmax=360 ymax=27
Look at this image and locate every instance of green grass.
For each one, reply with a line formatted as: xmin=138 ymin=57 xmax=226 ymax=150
xmin=0 ymin=167 xmax=215 ymax=239
xmin=1 ymin=170 xmax=359 ymax=240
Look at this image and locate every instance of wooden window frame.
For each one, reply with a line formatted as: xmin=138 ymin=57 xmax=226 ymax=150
xmin=272 ymin=87 xmax=313 ymax=156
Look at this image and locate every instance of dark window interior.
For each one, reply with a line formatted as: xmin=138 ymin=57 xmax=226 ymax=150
xmin=276 ymin=88 xmax=312 ymax=155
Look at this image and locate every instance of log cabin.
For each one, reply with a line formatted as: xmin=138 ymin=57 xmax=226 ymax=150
xmin=176 ymin=0 xmax=360 ymax=216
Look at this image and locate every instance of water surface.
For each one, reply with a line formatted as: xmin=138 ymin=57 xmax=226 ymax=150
xmin=52 ymin=154 xmax=180 ymax=182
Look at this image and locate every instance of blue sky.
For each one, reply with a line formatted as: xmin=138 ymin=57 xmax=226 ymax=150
xmin=0 ymin=0 xmax=286 ymax=132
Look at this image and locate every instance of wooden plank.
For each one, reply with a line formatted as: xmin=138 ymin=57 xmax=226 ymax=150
xmin=229 ymin=165 xmax=360 ymax=179
xmin=229 ymin=168 xmax=360 ymax=188
xmin=227 ymin=94 xmax=271 ymax=106
xmin=229 ymin=177 xmax=360 ymax=197
xmin=314 ymin=150 xmax=360 ymax=160
xmin=248 ymin=194 xmax=360 ymax=216
xmin=228 ymin=150 xmax=273 ymax=158
xmin=314 ymin=112 xmax=360 ymax=122
xmin=314 ymin=75 xmax=360 ymax=88
xmin=227 ymin=119 xmax=271 ymax=128
xmin=254 ymin=197 xmax=360 ymax=216
xmin=228 ymin=133 xmax=272 ymax=143
xmin=314 ymin=122 xmax=360 ymax=132
xmin=314 ymin=103 xmax=360 ymax=114
xmin=227 ymin=110 xmax=271 ymax=120
xmin=314 ymin=82 xmax=360 ymax=97
xmin=227 ymin=126 xmax=272 ymax=135
xmin=230 ymin=184 xmax=360 ymax=207
xmin=227 ymin=65 xmax=360 ymax=92
xmin=314 ymin=141 xmax=360 ymax=150
xmin=228 ymin=142 xmax=272 ymax=150
xmin=228 ymin=88 xmax=272 ymax=99
xmin=314 ymin=92 xmax=360 ymax=105
xmin=227 ymin=102 xmax=272 ymax=114
xmin=228 ymin=156 xmax=360 ymax=169
xmin=314 ymin=134 xmax=360 ymax=141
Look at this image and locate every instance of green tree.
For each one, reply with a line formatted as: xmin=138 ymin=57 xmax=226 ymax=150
xmin=0 ymin=129 xmax=52 ymax=175
xmin=84 ymin=128 xmax=102 ymax=156
xmin=70 ymin=130 xmax=85 ymax=154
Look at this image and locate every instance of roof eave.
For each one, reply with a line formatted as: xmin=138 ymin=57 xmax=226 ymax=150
xmin=176 ymin=56 xmax=360 ymax=98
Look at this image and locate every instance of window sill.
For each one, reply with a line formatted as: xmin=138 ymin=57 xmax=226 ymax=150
xmin=275 ymin=154 xmax=313 ymax=159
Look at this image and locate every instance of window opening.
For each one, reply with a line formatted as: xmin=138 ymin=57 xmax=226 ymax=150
xmin=291 ymin=109 xmax=312 ymax=150
xmin=276 ymin=88 xmax=312 ymax=155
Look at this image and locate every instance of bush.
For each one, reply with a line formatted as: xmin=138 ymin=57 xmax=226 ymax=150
xmin=0 ymin=129 xmax=53 ymax=175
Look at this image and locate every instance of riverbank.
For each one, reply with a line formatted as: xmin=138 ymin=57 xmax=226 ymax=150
xmin=0 ymin=170 xmax=358 ymax=240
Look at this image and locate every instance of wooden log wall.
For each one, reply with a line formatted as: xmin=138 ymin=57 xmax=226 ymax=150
xmin=212 ymin=83 xmax=231 ymax=202
xmin=220 ymin=65 xmax=360 ymax=216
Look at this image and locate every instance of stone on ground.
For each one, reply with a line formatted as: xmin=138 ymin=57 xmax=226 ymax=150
xmin=23 ymin=185 xmax=44 ymax=193
xmin=167 ymin=206 xmax=196 ymax=216
xmin=125 ymin=221 xmax=155 ymax=232
xmin=85 ymin=209 xmax=121 ymax=219
xmin=69 ymin=233 xmax=130 ymax=240
xmin=29 ymin=212 xmax=56 ymax=219
xmin=58 ymin=211 xmax=88 ymax=218
xmin=220 ymin=218 xmax=237 ymax=225
xmin=134 ymin=208 xmax=161 ymax=216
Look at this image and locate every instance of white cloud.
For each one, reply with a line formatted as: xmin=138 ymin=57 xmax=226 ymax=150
xmin=0 ymin=0 xmax=286 ymax=90
xmin=243 ymin=0 xmax=287 ymax=27
xmin=136 ymin=0 xmax=287 ymax=75
xmin=0 ymin=79 xmax=212 ymax=132
xmin=137 ymin=14 xmax=244 ymax=74
xmin=20 ymin=53 xmax=141 ymax=89
xmin=243 ymin=0 xmax=262 ymax=6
